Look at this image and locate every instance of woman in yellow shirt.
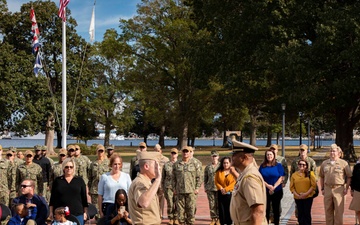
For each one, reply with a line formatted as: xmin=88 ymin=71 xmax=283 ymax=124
xmin=290 ymin=159 xmax=316 ymax=225
xmin=215 ymin=157 xmax=236 ymax=225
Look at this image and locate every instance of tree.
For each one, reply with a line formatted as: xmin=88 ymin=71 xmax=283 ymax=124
xmin=89 ymin=29 xmax=135 ymax=146
xmin=120 ymin=0 xmax=216 ymax=149
xmin=1 ymin=1 xmax=92 ymax=150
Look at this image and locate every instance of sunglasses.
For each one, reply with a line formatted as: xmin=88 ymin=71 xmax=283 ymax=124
xmin=171 ymin=152 xmax=177 ymax=154
xmin=68 ymin=149 xmax=75 ymax=152
xmin=98 ymin=150 xmax=104 ymax=153
xmin=35 ymin=150 xmax=41 ymax=152
xmin=64 ymin=166 xmax=74 ymax=169
xmin=298 ymin=163 xmax=306 ymax=166
xmin=6 ymin=154 xmax=13 ymax=157
xmin=60 ymin=154 xmax=66 ymax=157
xmin=75 ymin=148 xmax=80 ymax=151
xmin=139 ymin=146 xmax=146 ymax=149
xmin=182 ymin=150 xmax=189 ymax=153
xmin=21 ymin=184 xmax=31 ymax=188
xmin=107 ymin=149 xmax=114 ymax=151
xmin=26 ymin=155 xmax=33 ymax=158
xmin=41 ymin=150 xmax=47 ymax=152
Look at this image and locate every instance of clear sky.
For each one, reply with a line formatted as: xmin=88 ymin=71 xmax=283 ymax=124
xmin=7 ymin=0 xmax=141 ymax=42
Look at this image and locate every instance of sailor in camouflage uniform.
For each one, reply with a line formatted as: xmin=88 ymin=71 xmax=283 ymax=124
xmin=154 ymin=144 xmax=169 ymax=219
xmin=16 ymin=150 xmax=43 ymax=195
xmin=42 ymin=145 xmax=54 ymax=168
xmin=204 ymin=150 xmax=221 ymax=225
xmin=6 ymin=150 xmax=18 ymax=207
xmin=74 ymin=144 xmax=92 ymax=202
xmin=50 ymin=148 xmax=67 ymax=188
xmin=173 ymin=146 xmax=202 ymax=225
xmin=0 ymin=146 xmax=11 ymax=206
xmin=10 ymin=147 xmax=24 ymax=167
xmin=162 ymin=148 xmax=179 ymax=225
xmin=88 ymin=144 xmax=110 ymax=210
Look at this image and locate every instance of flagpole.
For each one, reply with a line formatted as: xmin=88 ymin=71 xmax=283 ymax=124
xmin=62 ymin=13 xmax=67 ymax=148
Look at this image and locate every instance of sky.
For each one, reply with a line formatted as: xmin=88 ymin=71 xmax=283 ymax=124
xmin=7 ymin=0 xmax=142 ymax=42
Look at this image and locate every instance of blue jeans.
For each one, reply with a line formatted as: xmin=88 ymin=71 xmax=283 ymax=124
xmin=75 ymin=214 xmax=84 ymax=225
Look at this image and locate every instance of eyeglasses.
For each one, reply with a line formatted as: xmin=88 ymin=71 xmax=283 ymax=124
xmin=98 ymin=150 xmax=104 ymax=153
xmin=64 ymin=166 xmax=74 ymax=169
xmin=59 ymin=154 xmax=66 ymax=157
xmin=21 ymin=185 xmax=31 ymax=188
xmin=298 ymin=163 xmax=306 ymax=166
xmin=26 ymin=155 xmax=33 ymax=158
xmin=6 ymin=154 xmax=13 ymax=157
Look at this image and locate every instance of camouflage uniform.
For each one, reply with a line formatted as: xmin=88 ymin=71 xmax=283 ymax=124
xmin=162 ymin=160 xmax=177 ymax=220
xmin=50 ymin=162 xmax=63 ymax=188
xmin=173 ymin=158 xmax=202 ymax=225
xmin=276 ymin=155 xmax=289 ymax=184
xmin=157 ymin=154 xmax=169 ymax=218
xmin=204 ymin=162 xmax=220 ymax=220
xmin=16 ymin=163 xmax=43 ymax=195
xmin=74 ymin=155 xmax=91 ymax=185
xmin=290 ymin=156 xmax=317 ymax=178
xmin=88 ymin=158 xmax=110 ymax=208
xmin=0 ymin=158 xmax=11 ymax=206
xmin=130 ymin=155 xmax=139 ymax=180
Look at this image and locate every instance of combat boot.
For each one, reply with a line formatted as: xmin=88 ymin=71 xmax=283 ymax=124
xmin=173 ymin=219 xmax=180 ymax=225
xmin=168 ymin=219 xmax=174 ymax=225
xmin=209 ymin=218 xmax=216 ymax=225
xmin=215 ymin=218 xmax=221 ymax=225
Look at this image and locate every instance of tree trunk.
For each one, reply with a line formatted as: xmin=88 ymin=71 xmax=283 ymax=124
xmin=222 ymin=130 xmax=228 ymax=148
xmin=249 ymin=115 xmax=257 ymax=146
xmin=335 ymin=107 xmax=358 ymax=162
xmin=56 ymin=131 xmax=62 ymax=148
xmin=159 ymin=125 xmax=165 ymax=148
xmin=178 ymin=121 xmax=188 ymax=149
xmin=266 ymin=127 xmax=272 ymax=147
xmin=104 ymin=123 xmax=110 ymax=147
xmin=45 ymin=113 xmax=56 ymax=155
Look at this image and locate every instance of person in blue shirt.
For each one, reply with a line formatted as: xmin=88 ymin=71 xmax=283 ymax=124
xmin=259 ymin=149 xmax=285 ymax=225
xmin=8 ymin=203 xmax=37 ymax=225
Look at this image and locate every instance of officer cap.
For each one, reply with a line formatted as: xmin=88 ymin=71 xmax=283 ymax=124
xmin=137 ymin=151 xmax=160 ymax=162
xmin=231 ymin=139 xmax=258 ymax=153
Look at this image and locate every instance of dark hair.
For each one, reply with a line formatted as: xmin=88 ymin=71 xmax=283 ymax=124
xmin=298 ymin=159 xmax=310 ymax=177
xmin=261 ymin=150 xmax=277 ymax=167
xmin=114 ymin=189 xmax=128 ymax=211
xmin=216 ymin=157 xmax=231 ymax=173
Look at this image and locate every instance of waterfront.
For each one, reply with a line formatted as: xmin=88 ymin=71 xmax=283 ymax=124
xmin=0 ymin=138 xmax=359 ymax=148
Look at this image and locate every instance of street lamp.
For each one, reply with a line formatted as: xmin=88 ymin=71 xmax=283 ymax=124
xmin=281 ymin=103 xmax=286 ymax=157
xmin=299 ymin=112 xmax=304 ymax=145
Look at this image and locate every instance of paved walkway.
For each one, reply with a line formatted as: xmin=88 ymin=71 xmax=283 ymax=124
xmin=122 ymin=151 xmax=358 ymax=225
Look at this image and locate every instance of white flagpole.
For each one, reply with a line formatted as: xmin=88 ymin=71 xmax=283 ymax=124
xmin=62 ymin=10 xmax=67 ymax=148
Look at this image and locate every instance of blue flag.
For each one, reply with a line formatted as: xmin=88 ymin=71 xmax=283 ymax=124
xmin=34 ymin=52 xmax=42 ymax=76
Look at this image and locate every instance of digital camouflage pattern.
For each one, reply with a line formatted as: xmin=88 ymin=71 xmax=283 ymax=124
xmin=16 ymin=162 xmax=43 ymax=194
xmin=204 ymin=162 xmax=220 ymax=219
xmin=0 ymin=158 xmax=11 ymax=206
xmin=88 ymin=158 xmax=110 ymax=205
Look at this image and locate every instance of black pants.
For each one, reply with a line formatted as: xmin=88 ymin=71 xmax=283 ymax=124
xmin=266 ymin=189 xmax=283 ymax=225
xmin=218 ymin=191 xmax=232 ymax=225
xmin=295 ymin=197 xmax=313 ymax=225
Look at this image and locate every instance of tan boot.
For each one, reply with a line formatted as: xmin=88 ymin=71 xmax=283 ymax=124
xmin=209 ymin=218 xmax=216 ymax=225
xmin=168 ymin=219 xmax=174 ymax=225
xmin=173 ymin=219 xmax=180 ymax=225
xmin=215 ymin=218 xmax=221 ymax=225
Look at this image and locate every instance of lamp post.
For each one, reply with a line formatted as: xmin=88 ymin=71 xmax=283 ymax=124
xmin=281 ymin=103 xmax=286 ymax=157
xmin=299 ymin=112 xmax=304 ymax=145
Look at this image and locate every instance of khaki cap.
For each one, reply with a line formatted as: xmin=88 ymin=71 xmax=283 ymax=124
xmin=137 ymin=151 xmax=160 ymax=161
xmin=231 ymin=140 xmax=258 ymax=153
xmin=211 ymin=150 xmax=219 ymax=156
xmin=299 ymin=144 xmax=308 ymax=151
xmin=139 ymin=142 xmax=147 ymax=148
xmin=67 ymin=145 xmax=76 ymax=151
xmin=24 ymin=150 xmax=34 ymax=157
xmin=182 ymin=146 xmax=193 ymax=152
xmin=96 ymin=144 xmax=105 ymax=151
xmin=269 ymin=144 xmax=278 ymax=151
xmin=170 ymin=148 xmax=178 ymax=154
xmin=58 ymin=148 xmax=67 ymax=155
xmin=106 ymin=144 xmax=115 ymax=150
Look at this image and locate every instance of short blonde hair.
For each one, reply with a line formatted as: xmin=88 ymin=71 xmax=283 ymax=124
xmin=62 ymin=158 xmax=76 ymax=176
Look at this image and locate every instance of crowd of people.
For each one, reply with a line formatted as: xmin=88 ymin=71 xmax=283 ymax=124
xmin=0 ymin=140 xmax=359 ymax=225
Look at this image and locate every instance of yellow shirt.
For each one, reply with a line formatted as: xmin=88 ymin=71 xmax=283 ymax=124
xmin=215 ymin=170 xmax=236 ymax=192
xmin=290 ymin=171 xmax=316 ymax=199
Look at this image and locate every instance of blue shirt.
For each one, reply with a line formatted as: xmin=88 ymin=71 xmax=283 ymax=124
xmin=259 ymin=163 xmax=285 ymax=193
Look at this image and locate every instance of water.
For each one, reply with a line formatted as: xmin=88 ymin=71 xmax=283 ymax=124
xmin=0 ymin=138 xmax=359 ymax=148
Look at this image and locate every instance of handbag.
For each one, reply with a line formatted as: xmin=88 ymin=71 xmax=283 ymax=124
xmin=309 ymin=175 xmax=319 ymax=198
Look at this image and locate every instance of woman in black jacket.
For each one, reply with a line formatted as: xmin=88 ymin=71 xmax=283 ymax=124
xmin=105 ymin=189 xmax=132 ymax=225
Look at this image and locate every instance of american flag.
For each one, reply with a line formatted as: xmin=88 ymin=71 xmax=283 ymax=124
xmin=30 ymin=8 xmax=40 ymax=54
xmin=58 ymin=0 xmax=70 ymax=22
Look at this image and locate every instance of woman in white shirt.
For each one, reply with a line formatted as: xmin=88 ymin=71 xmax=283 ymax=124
xmin=98 ymin=154 xmax=132 ymax=217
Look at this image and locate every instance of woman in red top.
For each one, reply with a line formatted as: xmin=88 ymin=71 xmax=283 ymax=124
xmin=215 ymin=157 xmax=236 ymax=225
